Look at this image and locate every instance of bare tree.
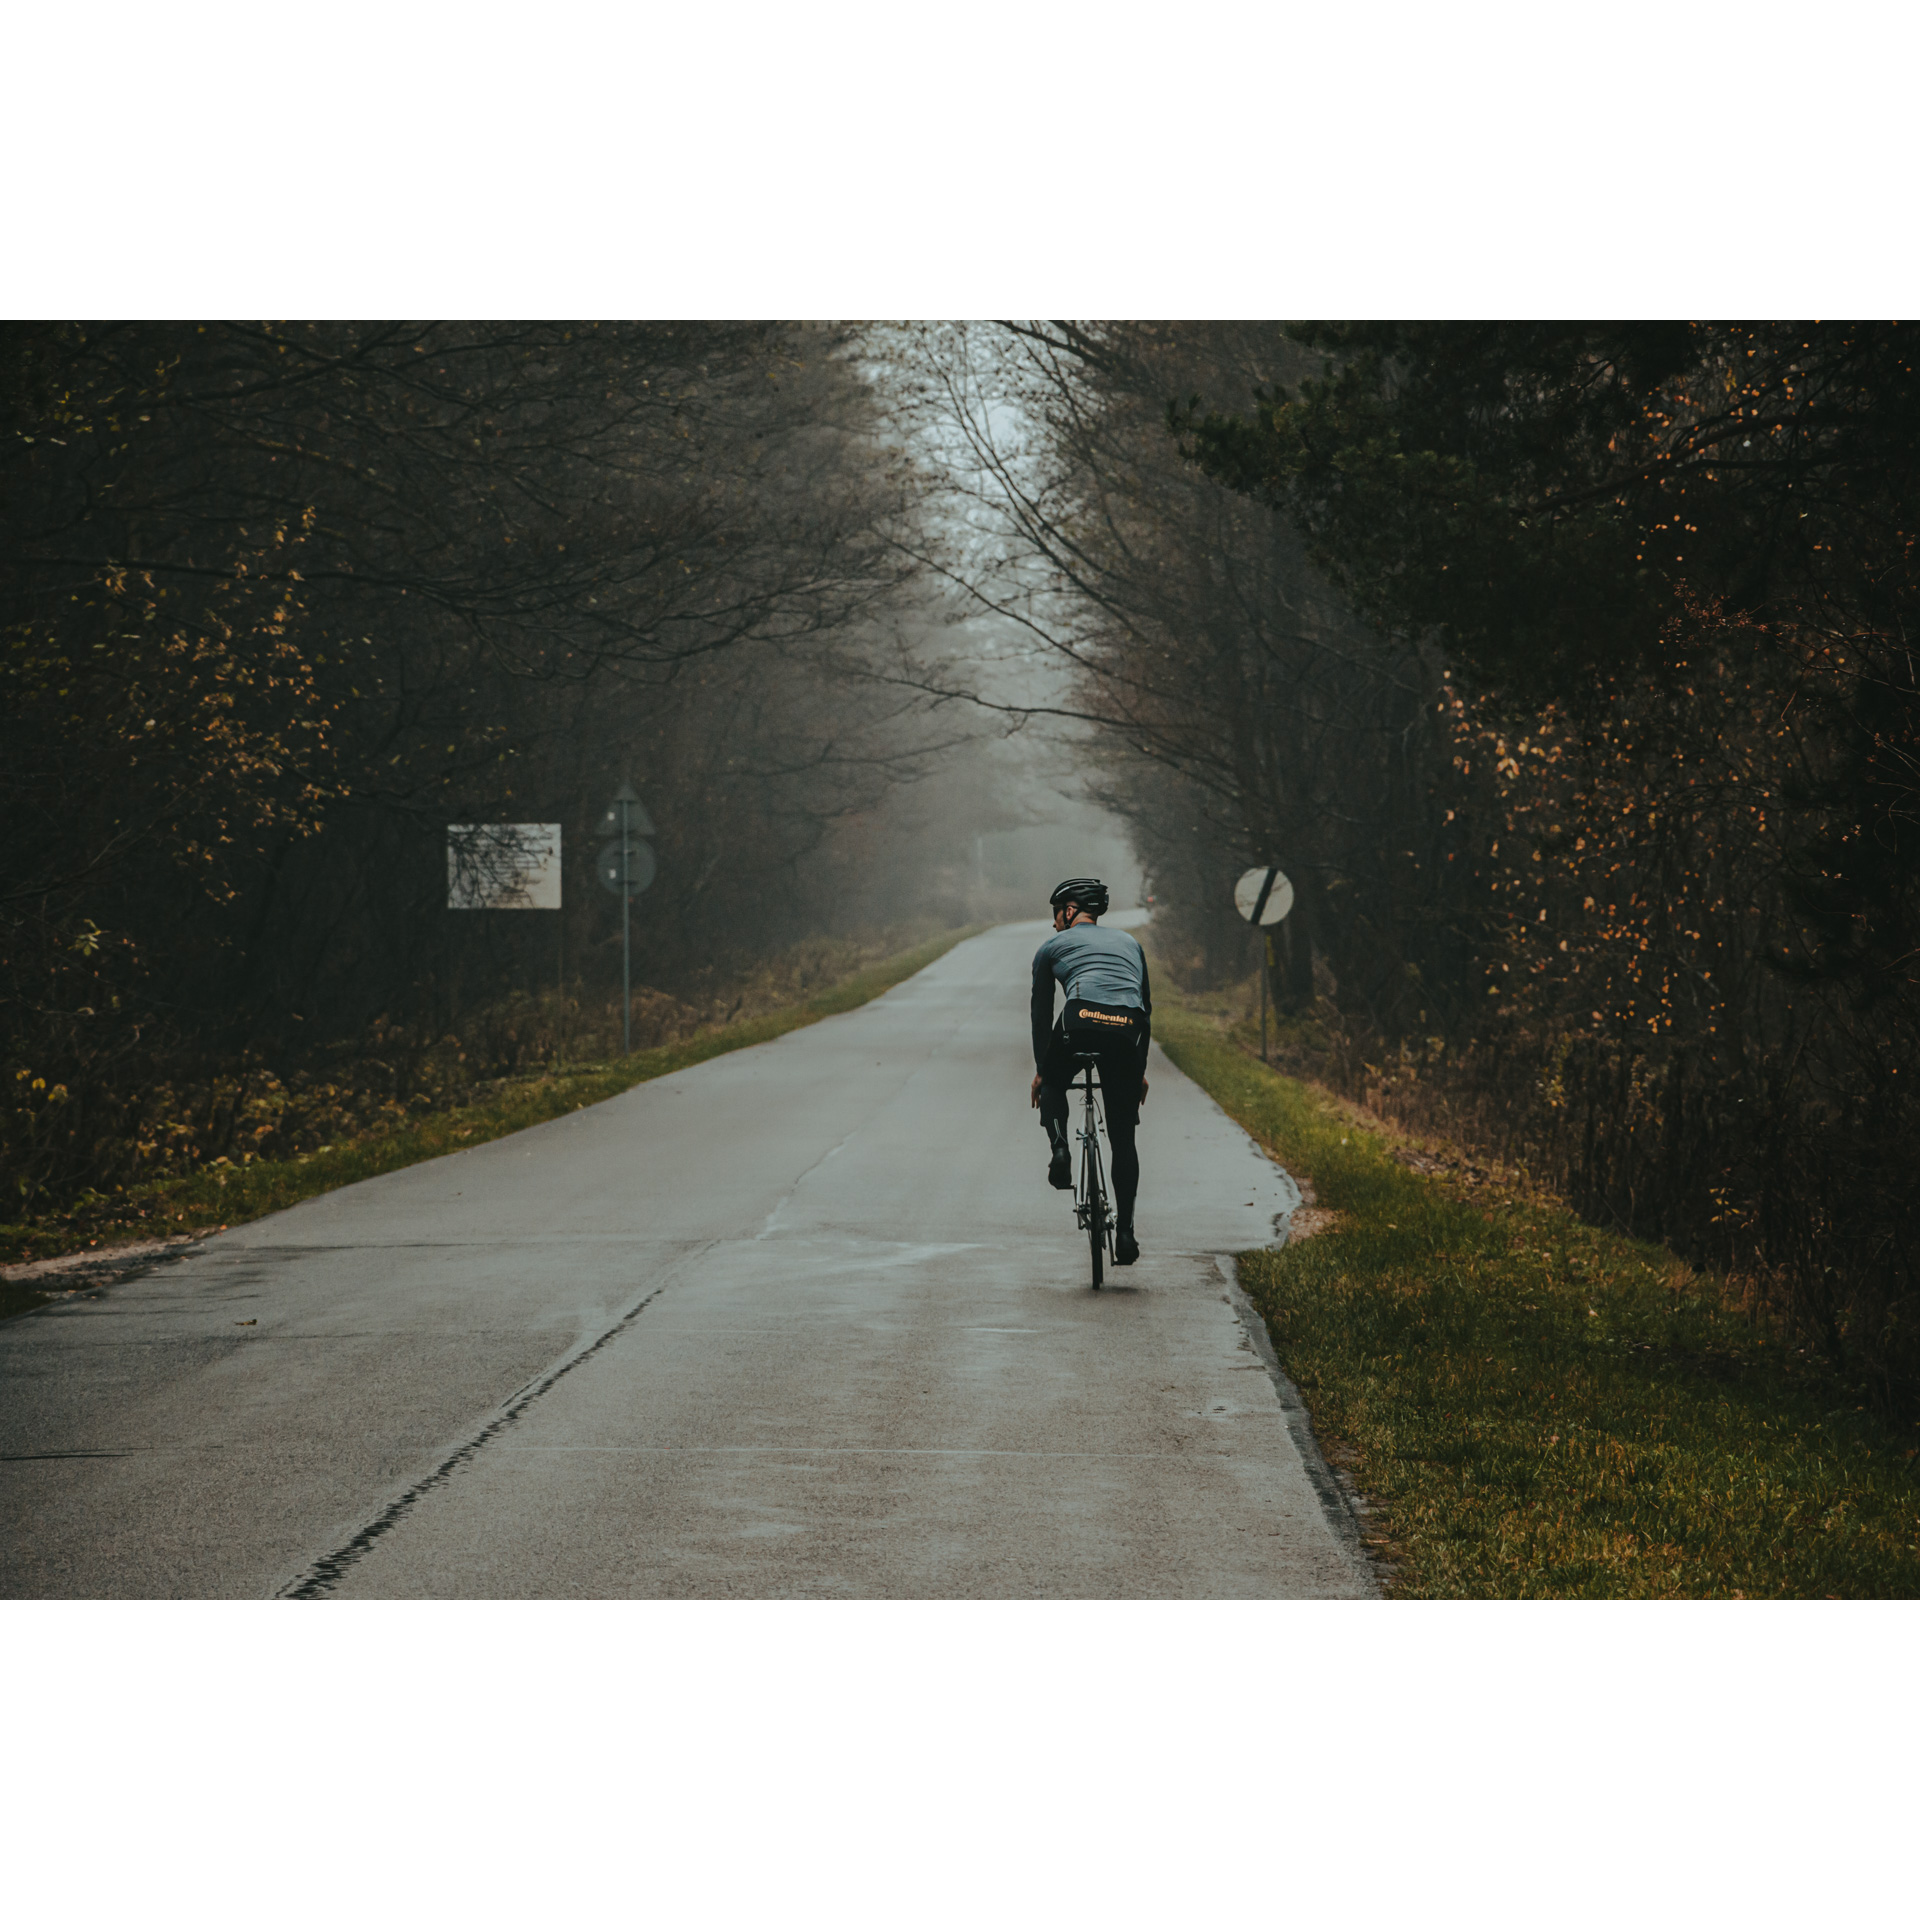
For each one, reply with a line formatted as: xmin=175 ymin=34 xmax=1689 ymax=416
xmin=0 ymin=321 xmax=969 ymax=1214
xmin=875 ymin=322 xmax=1463 ymax=1019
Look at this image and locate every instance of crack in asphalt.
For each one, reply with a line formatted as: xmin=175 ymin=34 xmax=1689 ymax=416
xmin=276 ymin=1282 xmax=669 ymax=1599
xmin=485 ymin=1444 xmax=1192 ymax=1458
xmin=752 ymin=1034 xmax=958 ymax=1243
xmin=755 ymin=1132 xmax=857 ymax=1240
xmin=0 ymin=1450 xmax=135 ymax=1461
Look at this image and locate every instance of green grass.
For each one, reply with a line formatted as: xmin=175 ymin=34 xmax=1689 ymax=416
xmin=1155 ymin=999 xmax=1920 ymax=1598
xmin=1 ymin=925 xmax=981 ymax=1275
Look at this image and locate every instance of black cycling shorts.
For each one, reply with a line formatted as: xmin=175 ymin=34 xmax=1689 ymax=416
xmin=1039 ymin=1001 xmax=1148 ymax=1126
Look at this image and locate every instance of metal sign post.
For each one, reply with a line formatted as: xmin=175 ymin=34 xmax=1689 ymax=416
xmin=596 ymin=784 xmax=658 ymax=1055
xmin=1233 ymin=865 xmax=1294 ymax=1064
xmin=625 ymin=819 xmax=631 ymax=1050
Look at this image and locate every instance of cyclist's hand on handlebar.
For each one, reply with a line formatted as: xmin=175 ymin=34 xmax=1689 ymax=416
xmin=1030 ymin=1073 xmax=1043 ymax=1109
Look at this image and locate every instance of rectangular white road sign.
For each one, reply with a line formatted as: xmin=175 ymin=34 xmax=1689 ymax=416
xmin=447 ymin=823 xmax=562 ymax=909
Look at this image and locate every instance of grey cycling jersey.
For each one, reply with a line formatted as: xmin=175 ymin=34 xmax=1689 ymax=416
xmin=1031 ymin=923 xmax=1152 ymax=1067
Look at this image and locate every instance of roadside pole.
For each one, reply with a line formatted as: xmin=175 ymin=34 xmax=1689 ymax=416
xmin=1260 ymin=932 xmax=1269 ymax=1063
xmin=1234 ymin=865 xmax=1294 ymax=1066
xmin=621 ymin=793 xmax=632 ymax=1054
xmin=596 ymin=784 xmax=658 ymax=1057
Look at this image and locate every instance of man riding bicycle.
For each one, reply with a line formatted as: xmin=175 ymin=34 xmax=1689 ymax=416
xmin=1030 ymin=877 xmax=1150 ymax=1267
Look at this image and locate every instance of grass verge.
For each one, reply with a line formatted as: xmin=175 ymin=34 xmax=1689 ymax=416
xmin=1155 ymin=997 xmax=1920 ymax=1598
xmin=1 ymin=925 xmax=982 ymax=1283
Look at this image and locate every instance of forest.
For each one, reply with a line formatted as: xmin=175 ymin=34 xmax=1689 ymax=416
xmin=1 ymin=324 xmax=990 ymax=1220
xmin=6 ymin=319 xmax=1918 ymax=1406
xmin=893 ymin=321 xmax=1920 ymax=1411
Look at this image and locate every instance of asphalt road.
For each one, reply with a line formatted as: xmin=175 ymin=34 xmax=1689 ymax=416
xmin=0 ymin=919 xmax=1374 ymax=1599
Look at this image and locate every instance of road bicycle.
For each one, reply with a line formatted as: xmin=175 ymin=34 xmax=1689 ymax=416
xmin=1069 ymin=1050 xmax=1116 ymax=1290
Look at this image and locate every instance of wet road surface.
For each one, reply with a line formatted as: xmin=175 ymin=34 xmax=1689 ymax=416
xmin=0 ymin=920 xmax=1373 ymax=1598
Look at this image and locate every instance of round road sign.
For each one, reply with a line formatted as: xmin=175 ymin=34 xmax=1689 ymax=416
xmin=597 ymin=838 xmax=657 ymax=900
xmin=1234 ymin=865 xmax=1294 ymax=926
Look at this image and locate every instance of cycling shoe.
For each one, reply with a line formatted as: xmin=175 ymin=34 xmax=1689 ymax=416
xmin=1114 ymin=1228 xmax=1140 ymax=1265
xmin=1047 ymin=1143 xmax=1073 ymax=1190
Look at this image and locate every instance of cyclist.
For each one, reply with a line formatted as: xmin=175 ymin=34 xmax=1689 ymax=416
xmin=1030 ymin=877 xmax=1150 ymax=1266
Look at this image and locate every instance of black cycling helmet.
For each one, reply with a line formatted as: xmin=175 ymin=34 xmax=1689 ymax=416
xmin=1049 ymin=877 xmax=1109 ymax=918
